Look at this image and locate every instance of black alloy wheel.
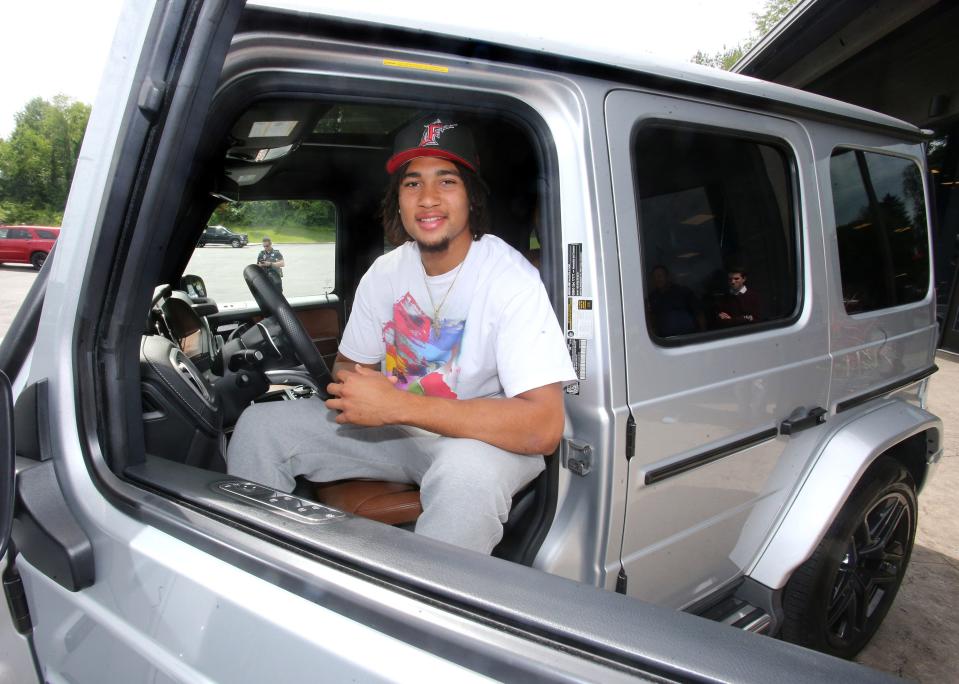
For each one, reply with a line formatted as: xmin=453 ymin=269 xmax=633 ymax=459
xmin=781 ymin=457 xmax=917 ymax=659
xmin=231 ymin=238 xmax=241 ymax=248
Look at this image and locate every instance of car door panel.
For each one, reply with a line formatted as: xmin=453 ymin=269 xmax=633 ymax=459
xmin=0 ymin=231 xmax=13 ymax=261
xmin=290 ymin=305 xmax=341 ymax=367
xmin=606 ymin=89 xmax=832 ymax=607
xmin=13 ymin=230 xmax=32 ymax=262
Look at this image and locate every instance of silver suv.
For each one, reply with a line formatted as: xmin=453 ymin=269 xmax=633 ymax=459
xmin=0 ymin=1 xmax=938 ymax=681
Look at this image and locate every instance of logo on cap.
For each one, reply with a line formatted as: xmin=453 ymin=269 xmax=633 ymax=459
xmin=419 ymin=120 xmax=457 ymax=147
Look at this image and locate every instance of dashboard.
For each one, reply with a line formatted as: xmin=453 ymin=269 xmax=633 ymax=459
xmin=142 ymin=287 xmax=225 ymax=471
xmin=141 ymin=285 xmax=293 ymax=471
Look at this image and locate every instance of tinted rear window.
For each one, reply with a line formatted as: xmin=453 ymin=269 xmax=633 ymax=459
xmin=36 ymin=229 xmax=58 ymax=239
xmin=633 ymin=124 xmax=799 ymax=342
xmin=830 ymin=149 xmax=929 ymax=314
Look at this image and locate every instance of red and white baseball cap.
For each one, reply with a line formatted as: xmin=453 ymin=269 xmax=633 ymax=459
xmin=386 ymin=114 xmax=479 ymax=174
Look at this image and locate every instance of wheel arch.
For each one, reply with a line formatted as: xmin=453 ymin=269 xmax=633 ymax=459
xmin=749 ymin=399 xmax=941 ymax=590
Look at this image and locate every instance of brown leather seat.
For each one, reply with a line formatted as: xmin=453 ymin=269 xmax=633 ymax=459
xmin=315 ymin=480 xmax=422 ymax=525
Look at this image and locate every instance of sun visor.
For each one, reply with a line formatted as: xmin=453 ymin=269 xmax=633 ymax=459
xmin=224 ymin=164 xmax=273 ymax=186
xmin=227 ymin=101 xmax=325 ymax=147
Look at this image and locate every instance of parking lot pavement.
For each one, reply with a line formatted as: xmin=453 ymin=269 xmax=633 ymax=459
xmin=0 ymin=265 xmax=38 ymax=341
xmin=0 ymin=263 xmax=955 ymax=679
xmin=856 ymin=352 xmax=959 ymax=682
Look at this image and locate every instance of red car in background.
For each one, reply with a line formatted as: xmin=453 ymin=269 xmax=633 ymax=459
xmin=0 ymin=225 xmax=60 ymax=270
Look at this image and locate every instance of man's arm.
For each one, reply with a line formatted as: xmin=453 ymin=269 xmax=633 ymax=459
xmin=742 ymin=291 xmax=762 ymax=322
xmin=325 ymin=364 xmax=565 ymax=456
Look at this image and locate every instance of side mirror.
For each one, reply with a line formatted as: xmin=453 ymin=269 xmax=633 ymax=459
xmin=180 ymin=274 xmax=208 ymax=301
xmin=0 ymin=370 xmax=14 ymax=559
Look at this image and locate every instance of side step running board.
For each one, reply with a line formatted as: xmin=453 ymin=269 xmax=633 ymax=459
xmin=698 ymin=596 xmax=773 ymax=635
xmin=721 ymin=604 xmax=772 ymax=634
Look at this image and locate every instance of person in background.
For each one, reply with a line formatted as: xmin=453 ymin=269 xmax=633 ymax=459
xmin=647 ymin=265 xmax=704 ymax=337
xmin=713 ymin=266 xmax=762 ymax=328
xmin=257 ymin=236 xmax=285 ymax=292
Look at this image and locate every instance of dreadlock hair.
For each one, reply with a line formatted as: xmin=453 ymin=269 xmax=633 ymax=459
xmin=380 ymin=160 xmax=490 ymax=246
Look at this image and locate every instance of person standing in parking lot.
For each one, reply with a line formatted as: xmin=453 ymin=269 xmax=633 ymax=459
xmin=257 ymin=237 xmax=285 ymax=292
xmin=228 ymin=115 xmax=576 ymax=554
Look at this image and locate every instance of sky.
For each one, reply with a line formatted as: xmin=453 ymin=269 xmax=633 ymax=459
xmin=0 ymin=0 xmax=768 ymax=139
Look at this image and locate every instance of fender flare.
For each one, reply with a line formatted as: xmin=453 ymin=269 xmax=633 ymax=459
xmin=749 ymin=399 xmax=941 ymax=590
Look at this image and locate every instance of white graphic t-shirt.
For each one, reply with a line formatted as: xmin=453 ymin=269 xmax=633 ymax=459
xmin=338 ymin=234 xmax=576 ymax=399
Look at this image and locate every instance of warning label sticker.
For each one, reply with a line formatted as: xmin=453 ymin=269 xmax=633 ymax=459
xmin=567 ymin=243 xmax=582 ymax=296
xmin=568 ymin=338 xmax=587 ymax=380
xmin=566 ymin=297 xmax=594 ymax=340
xmin=565 ymin=243 xmax=588 ymax=396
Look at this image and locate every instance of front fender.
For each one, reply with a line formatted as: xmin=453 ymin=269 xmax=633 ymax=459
xmin=749 ymin=399 xmax=941 ymax=590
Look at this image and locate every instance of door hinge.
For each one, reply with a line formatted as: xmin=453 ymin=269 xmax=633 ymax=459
xmin=615 ymin=567 xmax=628 ymax=594
xmin=625 ymin=414 xmax=636 ymax=461
xmin=137 ymin=78 xmax=167 ymax=119
xmin=2 ymin=563 xmax=33 ymax=635
xmin=565 ymin=440 xmax=593 ymax=477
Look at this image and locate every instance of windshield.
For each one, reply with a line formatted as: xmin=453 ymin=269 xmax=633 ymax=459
xmin=184 ymin=199 xmax=336 ymax=307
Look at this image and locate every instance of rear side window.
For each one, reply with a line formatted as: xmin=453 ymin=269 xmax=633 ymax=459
xmin=633 ymin=124 xmax=799 ymax=343
xmin=830 ymin=149 xmax=929 ymax=314
xmin=37 ymin=229 xmax=58 ymax=239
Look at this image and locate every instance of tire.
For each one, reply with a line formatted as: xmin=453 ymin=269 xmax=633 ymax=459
xmin=30 ymin=251 xmax=47 ymax=270
xmin=231 ymin=238 xmax=241 ymax=248
xmin=781 ymin=457 xmax=917 ymax=659
xmin=197 ymin=241 xmax=206 ymax=248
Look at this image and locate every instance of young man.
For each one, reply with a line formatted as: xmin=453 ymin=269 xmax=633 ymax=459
xmin=713 ymin=266 xmax=763 ymax=328
xmin=227 ymin=115 xmax=576 ymax=554
xmin=257 ymin=236 xmax=285 ymax=292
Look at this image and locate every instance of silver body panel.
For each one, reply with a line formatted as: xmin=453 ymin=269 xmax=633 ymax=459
xmin=606 ymin=90 xmax=833 ymax=606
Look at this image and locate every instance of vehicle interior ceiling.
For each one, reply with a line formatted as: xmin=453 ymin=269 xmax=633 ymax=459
xmin=141 ymin=94 xmax=556 ymax=562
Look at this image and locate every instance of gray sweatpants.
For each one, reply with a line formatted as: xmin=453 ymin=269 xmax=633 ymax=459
xmin=226 ymin=398 xmax=545 ymax=554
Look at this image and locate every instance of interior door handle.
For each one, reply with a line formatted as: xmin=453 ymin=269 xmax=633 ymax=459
xmin=779 ymin=407 xmax=827 ymax=435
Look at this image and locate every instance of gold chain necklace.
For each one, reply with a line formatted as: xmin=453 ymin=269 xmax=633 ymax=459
xmin=422 ymin=254 xmax=467 ymax=335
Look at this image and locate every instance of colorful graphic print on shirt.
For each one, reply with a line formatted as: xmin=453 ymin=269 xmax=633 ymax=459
xmin=383 ymin=292 xmax=465 ymax=398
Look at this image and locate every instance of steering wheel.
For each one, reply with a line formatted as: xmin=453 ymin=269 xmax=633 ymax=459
xmin=243 ymin=264 xmax=333 ymax=397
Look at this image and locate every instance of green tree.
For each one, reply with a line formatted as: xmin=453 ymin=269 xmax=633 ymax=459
xmin=0 ymin=95 xmax=91 ymax=224
xmin=691 ymin=0 xmax=800 ymax=71
xmin=753 ymin=0 xmax=801 ymax=36
xmin=691 ymin=46 xmax=745 ymax=71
